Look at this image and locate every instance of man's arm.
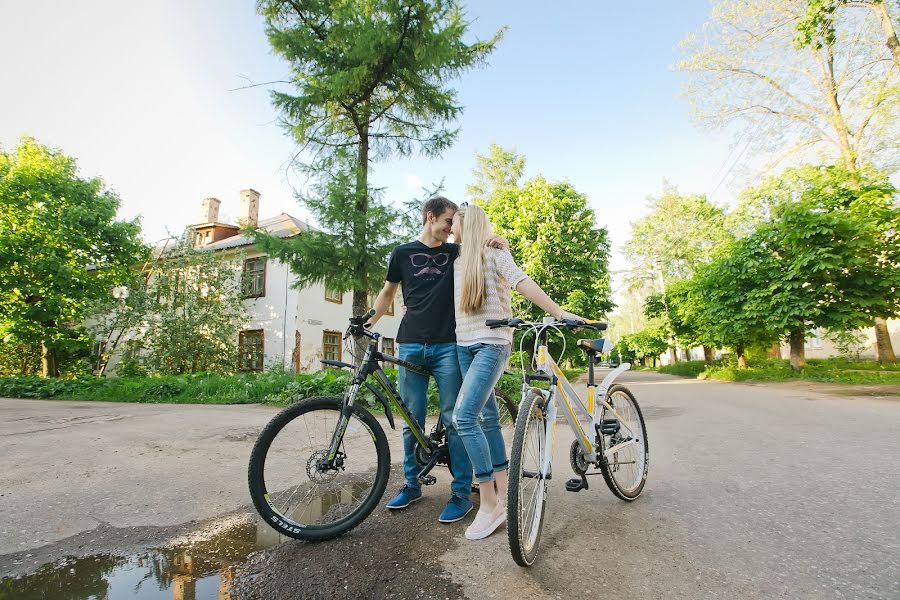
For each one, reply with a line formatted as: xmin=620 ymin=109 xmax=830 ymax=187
xmin=366 ymin=281 xmax=400 ymax=328
xmin=486 ymin=235 xmax=509 ymax=250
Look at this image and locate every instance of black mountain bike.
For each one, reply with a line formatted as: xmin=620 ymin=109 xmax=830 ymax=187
xmin=248 ymin=310 xmax=518 ymax=541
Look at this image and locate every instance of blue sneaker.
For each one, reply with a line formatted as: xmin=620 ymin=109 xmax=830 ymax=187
xmin=438 ymin=495 xmax=473 ymax=523
xmin=386 ymin=484 xmax=422 ymax=509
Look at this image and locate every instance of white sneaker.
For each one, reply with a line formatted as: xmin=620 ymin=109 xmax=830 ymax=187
xmin=464 ymin=504 xmax=506 ymax=540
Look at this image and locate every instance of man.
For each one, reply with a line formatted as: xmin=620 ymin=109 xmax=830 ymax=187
xmin=367 ymin=196 xmax=504 ymax=523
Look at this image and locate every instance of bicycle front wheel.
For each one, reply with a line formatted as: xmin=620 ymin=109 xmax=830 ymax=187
xmin=598 ymin=384 xmax=648 ymax=500
xmin=248 ymin=396 xmax=391 ymax=541
xmin=507 ymin=389 xmax=550 ymax=567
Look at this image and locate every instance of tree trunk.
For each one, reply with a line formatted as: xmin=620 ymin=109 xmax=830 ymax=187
xmin=768 ymin=343 xmax=781 ymax=359
xmin=41 ymin=341 xmax=59 ymax=378
xmin=351 ymin=123 xmax=371 ymax=364
xmin=668 ymin=347 xmax=677 ymax=364
xmin=736 ymin=344 xmax=747 ymax=370
xmin=874 ymin=317 xmax=896 ymax=364
xmin=703 ymin=345 xmax=714 ymax=364
xmin=821 ymin=43 xmax=858 ymax=171
xmin=789 ymin=328 xmax=806 ymax=370
xmin=873 ymin=1 xmax=900 ymax=68
xmin=681 ymin=348 xmax=691 ymax=362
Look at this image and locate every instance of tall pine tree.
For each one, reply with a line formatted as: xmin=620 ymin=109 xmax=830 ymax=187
xmin=254 ymin=0 xmax=503 ymax=319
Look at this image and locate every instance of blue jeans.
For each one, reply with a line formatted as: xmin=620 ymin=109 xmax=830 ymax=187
xmin=453 ymin=343 xmax=511 ymax=483
xmin=398 ymin=342 xmax=471 ymax=498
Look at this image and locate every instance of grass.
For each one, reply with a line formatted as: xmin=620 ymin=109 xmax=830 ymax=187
xmin=0 ymin=372 xmax=303 ymax=404
xmin=0 ymin=366 xmax=590 ymax=412
xmin=656 ymin=358 xmax=900 ymax=385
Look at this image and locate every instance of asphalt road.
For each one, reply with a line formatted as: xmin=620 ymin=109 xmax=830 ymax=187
xmin=439 ymin=371 xmax=900 ymax=600
xmin=1 ymin=371 xmax=898 ymax=599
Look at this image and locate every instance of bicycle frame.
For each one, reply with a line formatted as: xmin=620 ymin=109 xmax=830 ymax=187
xmin=531 ymin=330 xmax=634 ymax=466
xmin=324 ymin=336 xmax=440 ymax=467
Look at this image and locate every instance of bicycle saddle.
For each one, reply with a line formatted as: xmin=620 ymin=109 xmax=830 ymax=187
xmin=577 ymin=338 xmax=607 ymax=353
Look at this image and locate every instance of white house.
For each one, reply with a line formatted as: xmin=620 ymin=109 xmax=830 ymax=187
xmin=110 ymin=188 xmax=403 ymax=375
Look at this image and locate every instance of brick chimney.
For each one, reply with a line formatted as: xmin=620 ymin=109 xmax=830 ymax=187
xmin=199 ymin=197 xmax=221 ymax=224
xmin=239 ymin=189 xmax=260 ymax=230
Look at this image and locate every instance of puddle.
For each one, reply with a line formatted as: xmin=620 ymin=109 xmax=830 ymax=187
xmin=0 ymin=518 xmax=293 ymax=600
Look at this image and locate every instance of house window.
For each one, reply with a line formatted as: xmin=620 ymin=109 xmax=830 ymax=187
xmin=243 ymin=257 xmax=266 ymax=298
xmin=325 ymin=286 xmax=343 ymax=303
xmin=382 ymin=337 xmax=395 ymax=358
xmin=239 ymin=330 xmax=264 ymax=371
xmin=805 ymin=329 xmax=823 ymax=350
xmin=323 ymin=331 xmax=342 ymax=362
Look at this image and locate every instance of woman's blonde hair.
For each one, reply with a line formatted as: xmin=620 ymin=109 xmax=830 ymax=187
xmin=457 ymin=203 xmax=494 ymax=314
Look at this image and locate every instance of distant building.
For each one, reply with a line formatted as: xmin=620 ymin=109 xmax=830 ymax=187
xmin=107 ymin=189 xmax=402 ymax=375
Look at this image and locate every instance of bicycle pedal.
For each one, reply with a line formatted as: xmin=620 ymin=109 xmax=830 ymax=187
xmin=596 ymin=419 xmax=620 ymax=435
xmin=565 ymin=477 xmax=588 ymax=493
xmin=418 ymin=475 xmax=437 ymax=486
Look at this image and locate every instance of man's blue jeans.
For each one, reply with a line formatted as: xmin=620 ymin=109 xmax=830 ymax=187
xmin=452 ymin=343 xmax=511 ymax=483
xmin=398 ymin=342 xmax=471 ymax=498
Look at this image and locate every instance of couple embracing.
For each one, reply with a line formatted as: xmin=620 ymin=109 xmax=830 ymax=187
xmin=366 ymin=196 xmax=583 ymax=541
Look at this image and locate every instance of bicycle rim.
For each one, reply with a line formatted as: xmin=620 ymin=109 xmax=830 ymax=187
xmin=249 ymin=397 xmax=389 ymax=539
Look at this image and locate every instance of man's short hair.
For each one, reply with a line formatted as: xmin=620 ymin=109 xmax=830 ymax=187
xmin=422 ymin=196 xmax=458 ymax=225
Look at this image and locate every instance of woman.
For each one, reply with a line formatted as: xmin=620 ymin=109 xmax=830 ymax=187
xmin=451 ymin=203 xmax=585 ymax=540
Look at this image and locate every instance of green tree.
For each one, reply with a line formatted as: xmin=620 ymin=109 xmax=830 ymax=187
xmin=0 ymin=138 xmax=146 ymax=377
xmin=465 ymin=143 xmax=526 ymax=203
xmin=702 ymin=165 xmax=899 ymax=368
xmin=621 ymin=324 xmax=669 ymax=367
xmin=677 ymin=0 xmax=899 ymax=171
xmin=483 ymin=176 xmax=613 ymax=363
xmin=254 ymin=0 xmax=503 ymax=323
xmin=677 ymin=0 xmax=900 ymax=357
xmin=693 ymin=241 xmax=782 ymax=368
xmin=625 ymin=184 xmax=731 ymax=361
xmin=645 ymin=279 xmax=720 ymax=363
xmin=137 ymin=245 xmax=248 ymax=375
xmin=796 ymin=0 xmax=899 ymax=67
xmin=625 ymin=183 xmax=732 ymax=283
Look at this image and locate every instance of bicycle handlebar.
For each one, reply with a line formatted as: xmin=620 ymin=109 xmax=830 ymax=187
xmin=346 ymin=309 xmax=379 ymax=340
xmin=485 ymin=318 xmax=607 ymax=331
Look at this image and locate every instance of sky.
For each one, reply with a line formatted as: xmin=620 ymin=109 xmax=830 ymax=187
xmin=0 ymin=0 xmax=743 ymax=300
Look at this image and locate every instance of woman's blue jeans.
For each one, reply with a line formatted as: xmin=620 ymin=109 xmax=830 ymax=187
xmin=453 ymin=343 xmax=511 ymax=483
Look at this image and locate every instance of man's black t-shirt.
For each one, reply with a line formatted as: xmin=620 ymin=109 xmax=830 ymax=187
xmin=386 ymin=240 xmax=459 ymax=344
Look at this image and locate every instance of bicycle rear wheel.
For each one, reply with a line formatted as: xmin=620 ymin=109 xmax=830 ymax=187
xmin=507 ymin=388 xmax=550 ymax=567
xmin=248 ymin=396 xmax=391 ymax=541
xmin=598 ymin=384 xmax=648 ymax=500
xmin=494 ymin=387 xmax=518 ymax=426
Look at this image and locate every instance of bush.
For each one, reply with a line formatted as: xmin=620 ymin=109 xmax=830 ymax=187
xmin=264 ymin=369 xmax=352 ymax=405
xmin=657 ymin=360 xmax=710 ymax=378
xmin=140 ymin=379 xmax=188 ymax=402
xmin=0 ymin=376 xmax=79 ymax=398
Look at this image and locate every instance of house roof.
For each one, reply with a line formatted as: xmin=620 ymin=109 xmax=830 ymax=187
xmin=152 ymin=213 xmax=311 ymax=258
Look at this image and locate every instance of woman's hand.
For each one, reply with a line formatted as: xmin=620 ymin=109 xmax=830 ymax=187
xmin=557 ymin=310 xmax=588 ymax=323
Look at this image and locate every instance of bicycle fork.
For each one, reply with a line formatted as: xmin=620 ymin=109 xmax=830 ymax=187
xmin=540 ymin=393 xmax=558 ymax=495
xmin=324 ymin=367 xmax=367 ymax=467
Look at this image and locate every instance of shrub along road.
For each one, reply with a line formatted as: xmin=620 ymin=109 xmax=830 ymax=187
xmin=1 ymin=371 xmax=898 ymax=599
